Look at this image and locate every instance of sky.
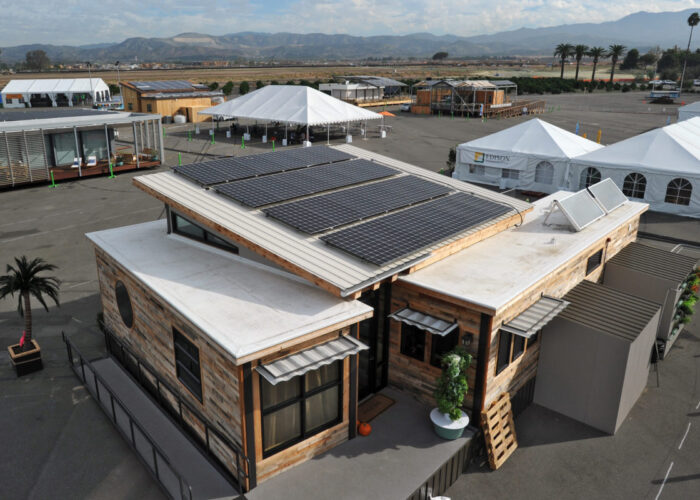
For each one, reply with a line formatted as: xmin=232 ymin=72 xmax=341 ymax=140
xmin=1 ymin=0 xmax=699 ymax=46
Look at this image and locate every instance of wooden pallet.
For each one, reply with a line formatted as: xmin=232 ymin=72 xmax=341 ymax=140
xmin=481 ymin=392 xmax=518 ymax=470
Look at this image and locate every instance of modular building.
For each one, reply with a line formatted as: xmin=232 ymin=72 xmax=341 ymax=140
xmin=1 ymin=78 xmax=111 ymax=108
xmin=85 ymin=144 xmax=665 ymax=493
xmin=120 ymin=80 xmax=223 ymax=122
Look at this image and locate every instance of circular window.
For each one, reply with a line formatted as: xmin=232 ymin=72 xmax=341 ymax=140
xmin=115 ymin=281 xmax=134 ymax=328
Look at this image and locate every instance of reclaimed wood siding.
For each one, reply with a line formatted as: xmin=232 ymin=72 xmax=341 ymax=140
xmin=94 ymin=248 xmax=243 ymax=447
xmin=388 ymin=283 xmax=481 ymax=412
xmin=483 ymin=216 xmax=641 ymax=408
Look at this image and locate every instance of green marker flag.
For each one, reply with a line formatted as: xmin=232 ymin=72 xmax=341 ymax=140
xmin=108 ymin=163 xmax=115 ymax=179
xmin=451 ymin=112 xmax=454 ymax=120
xmin=178 ymin=152 xmax=182 ymax=166
xmin=272 ymin=140 xmax=275 ymax=152
xmin=49 ymin=171 xmax=56 ymax=188
xmin=211 ymin=136 xmax=215 ymax=145
xmin=241 ymin=137 xmax=245 ymax=149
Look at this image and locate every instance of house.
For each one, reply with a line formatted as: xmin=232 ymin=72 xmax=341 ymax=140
xmin=87 ymin=144 xmax=692 ymax=492
xmin=120 ymin=80 xmax=223 ymax=122
xmin=1 ymin=78 xmax=110 ymax=108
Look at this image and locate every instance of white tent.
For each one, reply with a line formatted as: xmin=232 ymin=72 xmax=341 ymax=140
xmin=569 ymin=118 xmax=700 ymax=218
xmin=453 ymin=118 xmax=603 ymax=193
xmin=678 ymin=101 xmax=700 ymax=121
xmin=1 ymin=78 xmax=110 ymax=108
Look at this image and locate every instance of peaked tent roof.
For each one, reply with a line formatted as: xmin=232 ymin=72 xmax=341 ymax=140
xmin=571 ymin=117 xmax=700 ymax=177
xmin=199 ymin=85 xmax=381 ymax=126
xmin=1 ymin=78 xmax=109 ymax=94
xmin=458 ymin=118 xmax=603 ymax=159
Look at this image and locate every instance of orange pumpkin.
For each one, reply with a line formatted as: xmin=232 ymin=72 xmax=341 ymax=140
xmin=358 ymin=421 xmax=372 ymax=436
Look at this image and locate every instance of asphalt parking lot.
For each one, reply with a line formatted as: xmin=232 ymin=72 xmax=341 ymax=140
xmin=0 ymin=91 xmax=699 ymax=499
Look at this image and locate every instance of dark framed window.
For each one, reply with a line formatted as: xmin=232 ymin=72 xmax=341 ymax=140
xmin=512 ymin=335 xmax=525 ymax=361
xmin=173 ymin=328 xmax=202 ymax=402
xmin=496 ymin=330 xmax=512 ymax=375
xmin=501 ymin=168 xmax=520 ymax=180
xmin=535 ymin=161 xmax=554 ymax=184
xmin=146 ymin=103 xmax=152 ymax=112
xmin=586 ymin=249 xmax=603 ymax=274
xmin=171 ymin=212 xmax=239 ymax=254
xmin=665 ymin=178 xmax=692 ymax=206
xmin=127 ymin=102 xmax=133 ymax=111
xmin=114 ymin=281 xmax=134 ymax=329
xmin=430 ymin=330 xmax=459 ymax=368
xmin=580 ymin=167 xmax=601 ymax=189
xmin=622 ymin=173 xmax=646 ymax=199
xmin=260 ymin=361 xmax=342 ymax=457
xmin=400 ymin=324 xmax=426 ymax=361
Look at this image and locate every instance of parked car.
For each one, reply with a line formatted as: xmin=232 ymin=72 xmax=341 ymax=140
xmin=399 ymin=103 xmax=411 ymax=112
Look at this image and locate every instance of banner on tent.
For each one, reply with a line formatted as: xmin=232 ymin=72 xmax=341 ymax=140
xmin=459 ymin=147 xmax=527 ymax=170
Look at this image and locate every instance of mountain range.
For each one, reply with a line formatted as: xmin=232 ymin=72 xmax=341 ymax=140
xmin=1 ymin=9 xmax=697 ymax=64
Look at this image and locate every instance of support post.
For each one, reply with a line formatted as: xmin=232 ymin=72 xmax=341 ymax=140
xmin=472 ymin=312 xmax=493 ymax=428
xmin=40 ymin=129 xmax=49 ymax=179
xmin=349 ymin=323 xmax=358 ymax=440
xmin=73 ymin=127 xmax=82 ymax=177
xmin=3 ymin=132 xmax=14 ymax=187
xmin=22 ymin=131 xmax=33 ymax=182
xmin=242 ymin=363 xmax=257 ymax=489
xmin=157 ymin=120 xmax=165 ymax=163
xmin=132 ymin=122 xmax=140 ymax=169
xmin=104 ymin=124 xmax=112 ymax=170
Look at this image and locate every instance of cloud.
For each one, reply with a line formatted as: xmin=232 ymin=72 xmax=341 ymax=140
xmin=1 ymin=0 xmax=698 ymax=45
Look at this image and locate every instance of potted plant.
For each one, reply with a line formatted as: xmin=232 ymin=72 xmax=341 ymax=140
xmin=431 ymin=347 xmax=472 ymax=439
xmin=0 ymin=257 xmax=60 ymax=377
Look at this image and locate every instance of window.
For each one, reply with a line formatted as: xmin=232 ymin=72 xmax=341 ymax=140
xmin=497 ymin=328 xmax=541 ymax=375
xmin=400 ymin=324 xmax=426 ymax=361
xmin=501 ymin=168 xmax=520 ymax=180
xmin=260 ymin=362 xmax=342 ymax=457
xmin=622 ymin=173 xmax=646 ymax=199
xmin=528 ymin=330 xmax=540 ymax=347
xmin=171 ymin=212 xmax=239 ymax=254
xmin=586 ymin=249 xmax=603 ymax=274
xmin=535 ymin=161 xmax=554 ymax=185
xmin=496 ymin=330 xmax=512 ymax=375
xmin=173 ymin=329 xmax=202 ymax=401
xmin=469 ymin=164 xmax=485 ymax=176
xmin=512 ymin=335 xmax=525 ymax=361
xmin=579 ymin=167 xmax=601 ymax=189
xmin=146 ymin=103 xmax=152 ymax=112
xmin=430 ymin=330 xmax=459 ymax=368
xmin=665 ymin=178 xmax=692 ymax=206
xmin=114 ymin=281 xmax=133 ymax=329
xmin=127 ymin=102 xmax=133 ymax=111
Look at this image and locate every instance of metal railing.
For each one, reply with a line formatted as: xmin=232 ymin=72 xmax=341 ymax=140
xmin=102 ymin=327 xmax=250 ymax=493
xmin=62 ymin=333 xmax=193 ymax=500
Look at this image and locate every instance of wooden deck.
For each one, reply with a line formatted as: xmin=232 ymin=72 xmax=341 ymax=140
xmin=355 ymin=97 xmax=412 ymax=107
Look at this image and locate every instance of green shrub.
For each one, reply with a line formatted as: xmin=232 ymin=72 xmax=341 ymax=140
xmin=434 ymin=347 xmax=472 ymax=421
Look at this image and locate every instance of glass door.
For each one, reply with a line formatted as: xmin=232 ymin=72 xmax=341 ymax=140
xmin=357 ymin=284 xmax=390 ymax=400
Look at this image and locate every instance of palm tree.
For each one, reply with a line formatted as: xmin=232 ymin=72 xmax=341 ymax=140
xmin=680 ymin=12 xmax=700 ymax=95
xmin=588 ymin=47 xmax=607 ymax=82
xmin=0 ymin=257 xmax=60 ymax=351
xmin=608 ymin=44 xmax=627 ymax=83
xmin=554 ymin=43 xmax=574 ymax=79
xmin=573 ymin=44 xmax=589 ymax=81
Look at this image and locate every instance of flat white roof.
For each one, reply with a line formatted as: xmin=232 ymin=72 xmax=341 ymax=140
xmin=87 ymin=220 xmax=373 ymax=363
xmin=400 ymin=192 xmax=648 ymax=313
xmin=1 ymin=78 xmax=109 ymax=95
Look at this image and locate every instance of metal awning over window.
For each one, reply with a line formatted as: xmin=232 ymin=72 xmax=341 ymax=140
xmin=389 ymin=307 xmax=458 ymax=337
xmin=501 ymin=296 xmax=569 ymax=339
xmin=256 ymin=336 xmax=368 ymax=385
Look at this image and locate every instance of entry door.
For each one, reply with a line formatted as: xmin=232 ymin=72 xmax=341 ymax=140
xmin=358 ymin=284 xmax=390 ymax=400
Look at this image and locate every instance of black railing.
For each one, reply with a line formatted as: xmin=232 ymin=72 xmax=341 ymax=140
xmin=62 ymin=332 xmax=193 ymax=500
xmin=102 ymin=327 xmax=251 ymax=493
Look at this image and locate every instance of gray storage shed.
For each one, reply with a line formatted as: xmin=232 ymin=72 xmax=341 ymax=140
xmin=602 ymin=242 xmax=697 ymax=356
xmin=534 ymin=280 xmax=660 ymax=434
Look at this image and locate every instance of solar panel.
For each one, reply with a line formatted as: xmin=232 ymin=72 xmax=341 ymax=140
xmin=284 ymin=146 xmax=355 ymax=166
xmin=587 ymin=178 xmax=627 ymax=214
xmin=214 ymin=159 xmax=397 ymax=207
xmin=264 ymin=176 xmax=452 ymax=233
xmin=173 ymin=161 xmax=238 ymax=185
xmin=130 ymin=80 xmax=194 ymax=91
xmin=555 ymin=190 xmax=606 ymax=231
xmin=321 ymin=193 xmax=512 ymax=266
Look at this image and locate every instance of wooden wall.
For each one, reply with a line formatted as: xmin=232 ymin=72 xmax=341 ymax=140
xmin=146 ymin=96 xmax=215 ymax=119
xmin=121 ymin=86 xmax=141 ymax=112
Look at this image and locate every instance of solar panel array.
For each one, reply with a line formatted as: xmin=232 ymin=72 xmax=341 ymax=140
xmin=173 ymin=146 xmax=355 ymax=186
xmin=264 ymin=176 xmax=452 ymax=233
xmin=587 ymin=178 xmax=627 ymax=214
xmin=555 ymin=190 xmax=606 ymax=231
xmin=215 ymin=159 xmax=396 ymax=207
xmin=130 ymin=80 xmax=195 ymax=91
xmin=321 ymin=193 xmax=512 ymax=265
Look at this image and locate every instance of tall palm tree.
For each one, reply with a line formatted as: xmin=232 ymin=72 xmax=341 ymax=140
xmin=554 ymin=43 xmax=574 ymax=79
xmin=608 ymin=44 xmax=627 ymax=83
xmin=680 ymin=12 xmax=700 ymax=95
xmin=0 ymin=257 xmax=60 ymax=351
xmin=573 ymin=44 xmax=589 ymax=81
xmin=588 ymin=47 xmax=607 ymax=82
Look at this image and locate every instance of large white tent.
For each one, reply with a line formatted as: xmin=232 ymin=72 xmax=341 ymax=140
xmin=200 ymin=85 xmax=381 ymax=144
xmin=678 ymin=101 xmax=700 ymax=121
xmin=453 ymin=118 xmax=603 ymax=193
xmin=569 ymin=118 xmax=700 ymax=218
xmin=1 ymin=78 xmax=110 ymax=108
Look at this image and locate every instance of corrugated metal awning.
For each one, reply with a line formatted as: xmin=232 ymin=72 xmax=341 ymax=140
xmin=256 ymin=336 xmax=368 ymax=385
xmin=501 ymin=296 xmax=569 ymax=338
xmin=389 ymin=307 xmax=458 ymax=336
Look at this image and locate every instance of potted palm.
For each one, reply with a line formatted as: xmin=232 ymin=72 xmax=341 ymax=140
xmin=431 ymin=347 xmax=472 ymax=439
xmin=0 ymin=257 xmax=60 ymax=376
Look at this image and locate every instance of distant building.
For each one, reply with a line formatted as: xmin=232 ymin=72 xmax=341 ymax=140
xmin=1 ymin=78 xmax=110 ymax=108
xmin=120 ymin=80 xmax=223 ymax=122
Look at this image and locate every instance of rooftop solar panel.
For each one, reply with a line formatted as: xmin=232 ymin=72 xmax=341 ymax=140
xmin=264 ymin=175 xmax=452 ymax=233
xmin=555 ymin=190 xmax=606 ymax=231
xmin=214 ymin=159 xmax=397 ymax=207
xmin=321 ymin=192 xmax=512 ymax=266
xmin=587 ymin=178 xmax=627 ymax=214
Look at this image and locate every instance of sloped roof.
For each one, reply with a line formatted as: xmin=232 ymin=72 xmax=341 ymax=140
xmin=1 ymin=78 xmax=109 ymax=94
xmin=607 ymin=241 xmax=697 ymax=283
xmin=458 ymin=118 xmax=603 ymax=159
xmin=570 ymin=117 xmax=700 ymax=177
xmin=199 ymin=85 xmax=381 ymax=126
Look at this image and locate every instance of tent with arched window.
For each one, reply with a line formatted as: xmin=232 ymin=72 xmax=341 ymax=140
xmin=453 ymin=118 xmax=603 ymax=193
xmin=569 ymin=118 xmax=700 ymax=218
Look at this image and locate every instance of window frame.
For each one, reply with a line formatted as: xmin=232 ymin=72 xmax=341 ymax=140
xmin=665 ymin=177 xmax=693 ymax=206
xmin=534 ymin=161 xmax=554 ymax=185
xmin=501 ymin=168 xmax=520 ymax=180
xmin=622 ymin=172 xmax=646 ymax=199
xmin=430 ymin=329 xmax=460 ymax=368
xmin=580 ymin=167 xmax=601 ymax=189
xmin=496 ymin=328 xmax=542 ymax=376
xmin=171 ymin=211 xmax=239 ymax=254
xmin=260 ymin=361 xmax=343 ymax=458
xmin=586 ymin=249 xmax=603 ymax=275
xmin=172 ymin=328 xmax=203 ymax=402
xmin=114 ymin=280 xmax=134 ymax=329
xmin=400 ymin=323 xmax=426 ymax=362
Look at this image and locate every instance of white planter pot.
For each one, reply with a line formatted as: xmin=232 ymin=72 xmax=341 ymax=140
xmin=430 ymin=408 xmax=469 ymax=440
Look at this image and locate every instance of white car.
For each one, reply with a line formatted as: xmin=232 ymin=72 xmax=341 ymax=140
xmin=399 ymin=103 xmax=411 ymax=112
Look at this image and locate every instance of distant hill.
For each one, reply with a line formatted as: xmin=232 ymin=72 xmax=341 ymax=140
xmin=1 ymin=9 xmax=698 ymax=64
